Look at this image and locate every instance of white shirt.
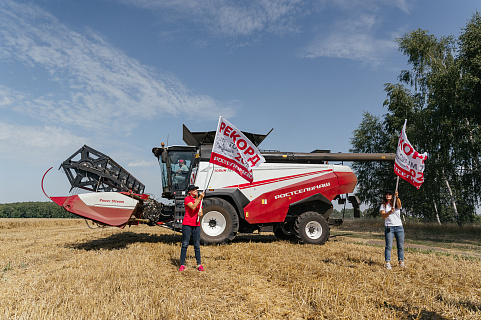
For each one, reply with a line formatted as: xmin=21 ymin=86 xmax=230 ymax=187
xmin=380 ymin=203 xmax=402 ymax=227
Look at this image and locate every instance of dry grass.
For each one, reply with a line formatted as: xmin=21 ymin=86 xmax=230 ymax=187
xmin=1 ymin=219 xmax=480 ymax=319
xmin=335 ymin=219 xmax=481 ymax=256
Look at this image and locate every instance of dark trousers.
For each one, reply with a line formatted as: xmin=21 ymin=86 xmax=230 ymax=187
xmin=180 ymin=225 xmax=201 ymax=266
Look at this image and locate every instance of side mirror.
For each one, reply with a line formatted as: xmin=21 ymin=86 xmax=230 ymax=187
xmin=152 ymin=147 xmax=168 ymax=163
xmin=152 ymin=147 xmax=162 ymax=158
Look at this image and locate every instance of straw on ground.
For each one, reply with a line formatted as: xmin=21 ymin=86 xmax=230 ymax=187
xmin=1 ymin=219 xmax=480 ymax=319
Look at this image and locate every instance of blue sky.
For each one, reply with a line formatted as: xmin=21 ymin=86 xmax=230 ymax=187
xmin=1 ymin=0 xmax=479 ymax=203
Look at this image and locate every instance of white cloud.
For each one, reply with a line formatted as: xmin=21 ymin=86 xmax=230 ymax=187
xmin=0 ymin=0 xmax=235 ymax=135
xmin=300 ymin=10 xmax=399 ymax=66
xmin=0 ymin=120 xmax=86 ymax=161
xmin=328 ymin=0 xmax=411 ymax=14
xmin=301 ymin=31 xmax=398 ymax=65
xmin=127 ymin=160 xmax=158 ymax=167
xmin=299 ymin=0 xmax=412 ymax=65
xmin=115 ymin=0 xmax=304 ymax=37
xmin=390 ymin=0 xmax=411 ymax=14
xmin=114 ymin=0 xmax=409 ymax=65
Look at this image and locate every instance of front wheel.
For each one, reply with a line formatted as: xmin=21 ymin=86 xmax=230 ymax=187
xmin=294 ymin=211 xmax=330 ymax=245
xmin=200 ymin=198 xmax=239 ymax=244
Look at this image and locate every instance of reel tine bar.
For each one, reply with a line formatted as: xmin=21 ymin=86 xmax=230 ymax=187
xmin=60 ymin=145 xmax=145 ymax=194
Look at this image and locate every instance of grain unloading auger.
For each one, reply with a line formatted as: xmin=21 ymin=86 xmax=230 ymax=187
xmin=48 ymin=125 xmax=395 ymax=244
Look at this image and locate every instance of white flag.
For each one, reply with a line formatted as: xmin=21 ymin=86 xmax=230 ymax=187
xmin=209 ymin=116 xmax=265 ymax=183
xmin=394 ymin=119 xmax=428 ymax=189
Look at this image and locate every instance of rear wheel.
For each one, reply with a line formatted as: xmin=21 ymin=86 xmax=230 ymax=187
xmin=200 ymin=198 xmax=239 ymax=244
xmin=294 ymin=211 xmax=330 ymax=245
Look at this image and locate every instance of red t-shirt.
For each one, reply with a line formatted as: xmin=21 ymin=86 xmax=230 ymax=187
xmin=183 ymin=195 xmax=201 ymax=226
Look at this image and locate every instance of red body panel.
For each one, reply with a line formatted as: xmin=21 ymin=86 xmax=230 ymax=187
xmin=51 ymin=196 xmax=68 ymax=207
xmin=336 ymin=171 xmax=358 ymax=195
xmin=51 ymin=193 xmax=139 ymax=227
xmin=243 ymin=171 xmax=354 ymax=224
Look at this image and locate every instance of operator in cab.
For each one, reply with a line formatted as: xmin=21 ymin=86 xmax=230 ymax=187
xmin=172 ymin=159 xmax=189 ymax=188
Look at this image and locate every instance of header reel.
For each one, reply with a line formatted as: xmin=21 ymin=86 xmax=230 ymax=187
xmin=60 ymin=145 xmax=145 ymax=194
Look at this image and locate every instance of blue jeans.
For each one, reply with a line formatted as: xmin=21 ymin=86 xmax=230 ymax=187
xmin=180 ymin=225 xmax=202 ymax=266
xmin=384 ymin=225 xmax=404 ymax=262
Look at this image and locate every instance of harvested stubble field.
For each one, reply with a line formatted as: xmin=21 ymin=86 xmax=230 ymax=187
xmin=1 ymin=219 xmax=480 ymax=320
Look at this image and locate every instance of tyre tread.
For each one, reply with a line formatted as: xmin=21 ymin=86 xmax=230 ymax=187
xmin=201 ymin=197 xmax=239 ymax=244
xmin=294 ymin=211 xmax=330 ymax=245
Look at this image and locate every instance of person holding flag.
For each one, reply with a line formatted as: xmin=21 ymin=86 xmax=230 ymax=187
xmin=381 ymin=119 xmax=427 ymax=270
xmin=179 ymin=185 xmax=205 ymax=272
xmin=380 ymin=190 xmax=404 ymax=270
xmin=199 ymin=116 xmax=266 ymax=240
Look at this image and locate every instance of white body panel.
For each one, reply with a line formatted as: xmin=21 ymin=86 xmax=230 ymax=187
xmin=79 ymin=192 xmax=138 ymax=210
xmin=195 ymin=161 xmax=354 ymax=200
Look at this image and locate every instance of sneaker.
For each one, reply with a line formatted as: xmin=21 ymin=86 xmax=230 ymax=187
xmin=399 ymin=261 xmax=406 ymax=268
xmin=385 ymin=262 xmax=392 ymax=270
xmin=197 ymin=265 xmax=204 ymax=271
xmin=179 ymin=265 xmax=185 ymax=272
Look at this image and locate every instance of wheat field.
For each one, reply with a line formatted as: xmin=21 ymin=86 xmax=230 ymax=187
xmin=1 ymin=219 xmax=480 ymax=319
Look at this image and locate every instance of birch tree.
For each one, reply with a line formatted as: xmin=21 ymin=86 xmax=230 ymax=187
xmin=351 ymin=13 xmax=481 ymax=223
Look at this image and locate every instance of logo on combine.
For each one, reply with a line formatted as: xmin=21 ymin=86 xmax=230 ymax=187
xmin=212 ymin=155 xmax=254 ymax=181
xmin=274 ymin=183 xmax=331 ymax=200
xmin=99 ymin=199 xmax=125 ymax=204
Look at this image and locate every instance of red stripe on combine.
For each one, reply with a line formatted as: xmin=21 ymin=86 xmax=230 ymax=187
xmin=224 ymin=169 xmax=333 ymax=189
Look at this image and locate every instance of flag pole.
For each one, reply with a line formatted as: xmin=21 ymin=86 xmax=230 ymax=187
xmin=392 ymin=119 xmax=406 ymax=207
xmin=393 ymin=176 xmax=400 ymax=208
xmin=198 ymin=163 xmax=214 ymax=224
xmin=204 ymin=162 xmax=215 ymax=192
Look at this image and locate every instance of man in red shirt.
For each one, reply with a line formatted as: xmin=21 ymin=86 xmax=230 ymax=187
xmin=179 ymin=185 xmax=205 ymax=271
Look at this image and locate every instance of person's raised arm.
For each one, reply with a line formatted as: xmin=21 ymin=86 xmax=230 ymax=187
xmin=185 ymin=192 xmax=205 ymax=210
xmin=381 ymin=208 xmax=391 ymax=219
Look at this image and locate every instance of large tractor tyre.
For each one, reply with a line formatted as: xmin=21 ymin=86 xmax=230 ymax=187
xmin=294 ymin=211 xmax=330 ymax=245
xmin=274 ymin=221 xmax=296 ymax=241
xmin=200 ymin=197 xmax=239 ymax=244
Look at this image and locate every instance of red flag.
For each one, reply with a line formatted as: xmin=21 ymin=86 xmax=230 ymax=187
xmin=209 ymin=116 xmax=265 ymax=183
xmin=394 ymin=120 xmax=428 ymax=189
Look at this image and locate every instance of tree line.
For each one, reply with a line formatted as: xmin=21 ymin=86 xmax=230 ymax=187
xmin=0 ymin=202 xmax=76 ymax=219
xmin=351 ymin=12 xmax=481 ymax=225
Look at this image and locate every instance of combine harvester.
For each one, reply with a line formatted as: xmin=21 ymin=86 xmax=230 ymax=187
xmin=47 ymin=125 xmax=395 ymax=245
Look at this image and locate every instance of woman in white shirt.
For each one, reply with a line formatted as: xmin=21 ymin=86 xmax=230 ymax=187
xmin=380 ymin=190 xmax=405 ymax=270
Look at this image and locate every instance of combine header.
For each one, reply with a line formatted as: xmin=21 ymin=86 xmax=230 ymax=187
xmin=60 ymin=145 xmax=145 ymax=194
xmin=48 ymin=125 xmax=395 ymax=244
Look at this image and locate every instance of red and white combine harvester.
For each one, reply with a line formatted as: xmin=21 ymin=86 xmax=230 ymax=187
xmin=48 ymin=125 xmax=395 ymax=245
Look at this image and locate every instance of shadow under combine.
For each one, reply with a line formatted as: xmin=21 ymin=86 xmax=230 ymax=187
xmin=66 ymin=232 xmax=180 ymax=251
xmin=66 ymin=229 xmax=345 ymax=251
